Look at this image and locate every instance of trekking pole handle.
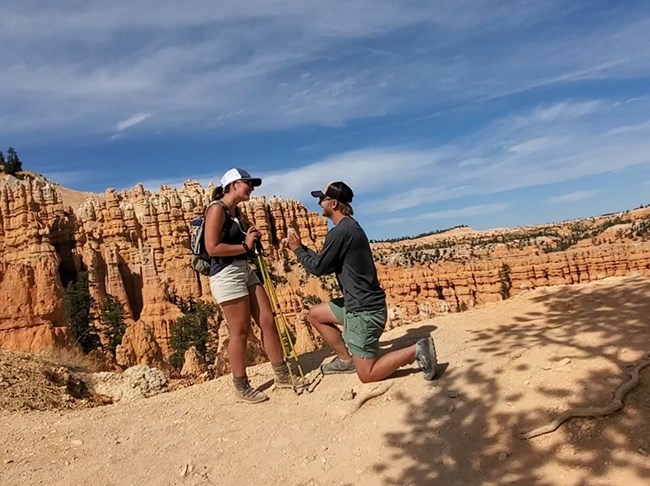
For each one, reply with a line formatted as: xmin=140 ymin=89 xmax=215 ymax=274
xmin=254 ymin=238 xmax=265 ymax=255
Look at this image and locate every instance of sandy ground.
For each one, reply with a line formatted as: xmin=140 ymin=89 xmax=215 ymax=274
xmin=2 ymin=275 xmax=650 ymax=486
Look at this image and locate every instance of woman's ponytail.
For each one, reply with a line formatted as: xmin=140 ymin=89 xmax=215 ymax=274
xmin=211 ymin=185 xmax=225 ymax=201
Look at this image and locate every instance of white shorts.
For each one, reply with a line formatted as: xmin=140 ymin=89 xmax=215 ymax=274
xmin=209 ymin=260 xmax=262 ymax=304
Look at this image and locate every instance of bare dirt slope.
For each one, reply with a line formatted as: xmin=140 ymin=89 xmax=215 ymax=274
xmin=0 ymin=350 xmax=105 ymax=413
xmin=2 ymin=276 xmax=650 ymax=486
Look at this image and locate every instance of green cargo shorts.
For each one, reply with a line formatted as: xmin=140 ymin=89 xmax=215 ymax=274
xmin=329 ymin=297 xmax=387 ymax=359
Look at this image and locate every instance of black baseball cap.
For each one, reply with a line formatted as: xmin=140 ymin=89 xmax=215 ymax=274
xmin=311 ymin=181 xmax=354 ymax=204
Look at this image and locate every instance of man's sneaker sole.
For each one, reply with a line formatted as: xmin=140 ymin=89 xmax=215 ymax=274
xmin=416 ymin=337 xmax=438 ymax=380
xmin=321 ymin=367 xmax=357 ymax=375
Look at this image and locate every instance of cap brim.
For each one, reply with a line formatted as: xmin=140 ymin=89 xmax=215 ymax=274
xmin=311 ymin=190 xmax=326 ymax=198
xmin=243 ymin=178 xmax=262 ymax=187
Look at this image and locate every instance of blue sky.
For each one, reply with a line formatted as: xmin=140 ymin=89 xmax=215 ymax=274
xmin=2 ymin=0 xmax=650 ymax=239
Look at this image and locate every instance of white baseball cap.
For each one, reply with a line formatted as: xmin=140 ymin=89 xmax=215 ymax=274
xmin=220 ymin=168 xmax=262 ymax=188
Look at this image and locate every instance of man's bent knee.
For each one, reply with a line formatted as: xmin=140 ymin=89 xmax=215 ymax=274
xmin=307 ymin=306 xmax=319 ymax=326
xmin=353 ymin=357 xmax=378 ymax=383
xmin=308 ymin=303 xmax=334 ymax=326
xmin=357 ymin=371 xmax=373 ymax=383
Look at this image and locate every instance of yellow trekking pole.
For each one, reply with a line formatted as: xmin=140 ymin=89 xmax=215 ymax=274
xmin=254 ymin=242 xmax=308 ymax=394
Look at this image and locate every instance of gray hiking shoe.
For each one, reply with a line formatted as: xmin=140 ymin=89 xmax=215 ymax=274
xmin=321 ymin=357 xmax=356 ymax=375
xmin=274 ymin=373 xmax=308 ymax=389
xmin=272 ymin=361 xmax=308 ymax=389
xmin=415 ymin=337 xmax=438 ymax=380
xmin=233 ymin=377 xmax=269 ymax=404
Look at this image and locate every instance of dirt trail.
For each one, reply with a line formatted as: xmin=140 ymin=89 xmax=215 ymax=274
xmin=2 ymin=276 xmax=650 ymax=485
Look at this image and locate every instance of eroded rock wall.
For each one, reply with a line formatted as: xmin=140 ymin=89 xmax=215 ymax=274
xmin=1 ymin=176 xmax=648 ymax=374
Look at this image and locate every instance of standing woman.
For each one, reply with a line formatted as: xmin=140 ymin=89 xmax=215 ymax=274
xmin=204 ymin=168 xmax=290 ymax=403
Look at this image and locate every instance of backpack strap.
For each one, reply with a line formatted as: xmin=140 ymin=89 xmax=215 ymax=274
xmin=206 ymin=199 xmax=232 ymax=225
xmin=207 ymin=200 xmax=242 ymax=243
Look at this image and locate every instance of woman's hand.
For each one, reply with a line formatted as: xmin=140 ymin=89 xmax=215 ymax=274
xmin=245 ymin=226 xmax=260 ymax=249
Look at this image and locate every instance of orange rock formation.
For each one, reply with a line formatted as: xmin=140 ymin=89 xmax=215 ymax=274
xmin=1 ymin=174 xmax=649 ymax=375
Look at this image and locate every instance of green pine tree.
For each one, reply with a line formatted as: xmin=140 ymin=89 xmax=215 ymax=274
xmin=0 ymin=150 xmax=5 ymax=171
xmin=4 ymin=147 xmax=22 ymax=175
xmin=169 ymin=299 xmax=219 ymax=369
xmin=63 ymin=272 xmax=101 ymax=353
xmin=100 ymin=294 xmax=127 ymax=356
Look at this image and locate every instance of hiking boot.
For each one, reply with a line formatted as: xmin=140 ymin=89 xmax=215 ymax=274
xmin=272 ymin=361 xmax=308 ymax=389
xmin=415 ymin=337 xmax=438 ymax=380
xmin=273 ymin=372 xmax=308 ymax=389
xmin=321 ymin=357 xmax=356 ymax=375
xmin=233 ymin=376 xmax=269 ymax=404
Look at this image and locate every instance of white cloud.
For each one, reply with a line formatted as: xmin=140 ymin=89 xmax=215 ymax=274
xmin=116 ymin=113 xmax=152 ymax=131
xmin=508 ymin=136 xmax=560 ymax=155
xmin=548 ymin=190 xmax=601 ymax=204
xmin=255 ymin=148 xmax=444 ymax=200
xmin=2 ymin=2 xmax=650 ymax=136
xmin=133 ymin=94 xmax=650 ymax=222
xmin=6 ymin=1 xmax=650 ymax=240
xmin=605 ymin=120 xmax=650 ymax=136
xmin=137 ymin=148 xmax=441 ymax=197
xmin=533 ymin=101 xmax=604 ymax=123
xmin=376 ymin=203 xmax=510 ymax=226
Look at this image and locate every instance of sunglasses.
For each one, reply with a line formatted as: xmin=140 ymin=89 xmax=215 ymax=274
xmin=319 ymin=196 xmax=334 ymax=204
xmin=236 ymin=179 xmax=255 ymax=188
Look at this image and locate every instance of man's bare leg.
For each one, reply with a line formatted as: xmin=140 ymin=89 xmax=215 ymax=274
xmin=307 ymin=302 xmax=352 ymax=360
xmin=352 ymin=346 xmax=416 ymax=383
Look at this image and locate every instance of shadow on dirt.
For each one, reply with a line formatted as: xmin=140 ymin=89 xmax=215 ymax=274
xmin=374 ymin=277 xmax=650 ymax=485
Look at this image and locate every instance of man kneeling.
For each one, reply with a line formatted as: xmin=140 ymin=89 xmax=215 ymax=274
xmin=286 ymin=181 xmax=438 ymax=383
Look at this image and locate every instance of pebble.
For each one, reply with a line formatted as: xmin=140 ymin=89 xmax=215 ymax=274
xmin=447 ymin=404 xmax=455 ymax=413
xmin=498 ymin=452 xmax=509 ymax=462
xmin=524 ymin=380 xmax=530 ymax=386
xmin=638 ymin=448 xmax=648 ymax=456
xmin=448 ymin=391 xmax=458 ymax=399
xmin=340 ymin=390 xmax=355 ymax=401
xmin=70 ymin=439 xmax=83 ymax=447
xmin=557 ymin=358 xmax=572 ymax=368
xmin=4 ymin=459 xmax=14 ymax=464
xmin=439 ymin=456 xmax=456 ymax=466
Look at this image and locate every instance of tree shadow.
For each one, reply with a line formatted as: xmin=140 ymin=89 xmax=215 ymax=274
xmin=380 ymin=324 xmax=438 ymax=350
xmin=374 ymin=277 xmax=650 ymax=485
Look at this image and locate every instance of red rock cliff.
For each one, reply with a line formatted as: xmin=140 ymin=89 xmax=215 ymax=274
xmin=1 ymin=176 xmax=649 ymax=374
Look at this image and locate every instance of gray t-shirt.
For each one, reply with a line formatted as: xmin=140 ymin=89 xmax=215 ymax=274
xmin=294 ymin=217 xmax=385 ymax=312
